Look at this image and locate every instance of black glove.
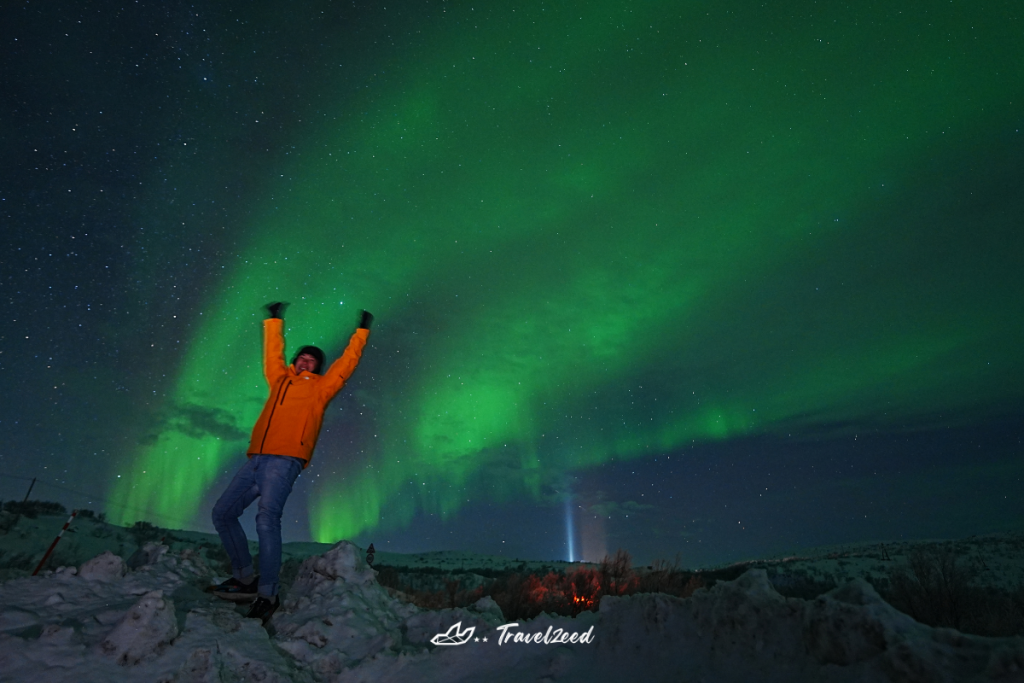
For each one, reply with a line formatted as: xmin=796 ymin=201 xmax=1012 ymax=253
xmin=265 ymin=302 xmax=288 ymax=319
xmin=359 ymin=310 xmax=374 ymax=330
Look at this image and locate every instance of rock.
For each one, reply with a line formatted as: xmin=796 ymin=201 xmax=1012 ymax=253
xmin=469 ymin=595 xmax=505 ymax=623
xmin=78 ymin=551 xmax=127 ymax=582
xmin=98 ymin=589 xmax=178 ymax=666
xmin=127 ymin=541 xmax=169 ymax=569
xmin=293 ymin=541 xmax=377 ymax=589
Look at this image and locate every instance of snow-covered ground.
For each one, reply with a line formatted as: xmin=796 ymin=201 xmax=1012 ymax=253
xmin=738 ymin=535 xmax=1024 ymax=596
xmin=2 ymin=513 xmax=1024 ymax=682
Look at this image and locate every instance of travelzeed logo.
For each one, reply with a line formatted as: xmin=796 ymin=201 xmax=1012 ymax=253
xmin=429 ymin=621 xmax=595 ymax=647
xmin=430 ymin=622 xmax=476 ymax=646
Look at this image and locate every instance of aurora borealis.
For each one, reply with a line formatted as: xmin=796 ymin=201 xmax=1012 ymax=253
xmin=2 ymin=1 xmax=1022 ymax=566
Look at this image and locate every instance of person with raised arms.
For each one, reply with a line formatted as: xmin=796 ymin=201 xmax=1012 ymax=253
xmin=209 ymin=301 xmax=373 ymax=625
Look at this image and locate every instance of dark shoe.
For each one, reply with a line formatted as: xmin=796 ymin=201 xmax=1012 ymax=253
xmin=246 ymin=596 xmax=279 ymax=626
xmin=210 ymin=576 xmax=258 ymax=602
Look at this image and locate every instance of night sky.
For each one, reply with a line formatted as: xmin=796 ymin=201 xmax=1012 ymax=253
xmin=2 ymin=1 xmax=1022 ymax=567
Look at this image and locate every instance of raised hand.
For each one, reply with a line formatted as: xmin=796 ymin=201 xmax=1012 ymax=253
xmin=265 ymin=302 xmax=288 ymax=319
xmin=359 ymin=310 xmax=374 ymax=330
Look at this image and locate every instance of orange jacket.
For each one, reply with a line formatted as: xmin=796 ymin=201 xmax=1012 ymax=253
xmin=247 ymin=318 xmax=369 ymax=467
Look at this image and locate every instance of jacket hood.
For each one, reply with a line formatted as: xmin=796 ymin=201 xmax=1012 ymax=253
xmin=292 ymin=345 xmax=325 ymax=374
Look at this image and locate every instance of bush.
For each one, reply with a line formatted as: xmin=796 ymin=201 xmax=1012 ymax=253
xmin=76 ymin=509 xmax=105 ymax=522
xmin=599 ymin=548 xmax=636 ymax=596
xmin=129 ymin=521 xmax=163 ymax=548
xmin=375 ymin=566 xmax=486 ymax=611
xmin=376 ymin=548 xmax=709 ymax=621
xmin=375 ymin=565 xmax=401 ymax=590
xmin=2 ymin=500 xmax=67 ymax=519
xmin=91 ymin=522 xmax=113 ymax=538
xmin=0 ymin=550 xmax=36 ymax=571
xmin=78 ymin=509 xmax=108 ymax=526
xmin=488 ymin=549 xmax=685 ymax=620
xmin=44 ymin=541 xmax=81 ymax=573
xmin=882 ymin=544 xmax=1024 ymax=637
xmin=886 ymin=544 xmax=974 ymax=630
xmin=201 ymin=542 xmax=232 ymax=574
xmin=0 ymin=511 xmax=19 ymax=535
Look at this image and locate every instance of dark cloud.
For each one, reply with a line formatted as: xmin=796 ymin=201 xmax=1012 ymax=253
xmin=165 ymin=403 xmax=247 ymax=443
xmin=589 ymin=500 xmax=655 ymax=519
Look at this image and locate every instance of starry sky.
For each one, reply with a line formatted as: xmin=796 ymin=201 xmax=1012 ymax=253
xmin=2 ymin=0 xmax=1022 ymax=567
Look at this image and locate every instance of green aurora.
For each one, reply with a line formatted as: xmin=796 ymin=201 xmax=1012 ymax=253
xmin=111 ymin=1 xmax=1024 ymax=543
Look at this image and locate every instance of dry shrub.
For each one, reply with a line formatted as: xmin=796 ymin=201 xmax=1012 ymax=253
xmin=490 ymin=573 xmax=543 ymax=621
xmin=0 ymin=511 xmax=18 ymax=535
xmin=884 ymin=544 xmax=1024 ymax=636
xmin=887 ymin=544 xmax=975 ymax=630
xmin=638 ymin=556 xmax=705 ymax=598
xmin=599 ymin=548 xmax=636 ymax=596
xmin=129 ymin=520 xmax=163 ymax=548
xmin=2 ymin=500 xmax=67 ymax=519
xmin=490 ymin=549 xmax=638 ymax=620
xmin=375 ymin=548 xmax=708 ymax=622
xmin=376 ymin=566 xmax=485 ymax=611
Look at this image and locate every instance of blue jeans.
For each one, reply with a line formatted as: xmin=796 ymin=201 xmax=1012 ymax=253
xmin=211 ymin=454 xmax=302 ymax=598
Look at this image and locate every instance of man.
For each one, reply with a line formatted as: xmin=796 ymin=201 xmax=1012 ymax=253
xmin=210 ymin=302 xmax=373 ymax=624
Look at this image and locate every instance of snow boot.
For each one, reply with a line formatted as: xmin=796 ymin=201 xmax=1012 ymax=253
xmin=246 ymin=595 xmax=279 ymax=626
xmin=209 ymin=576 xmax=258 ymax=602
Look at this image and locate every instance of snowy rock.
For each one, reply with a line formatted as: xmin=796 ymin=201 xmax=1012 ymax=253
xmin=175 ymin=547 xmax=213 ymax=578
xmin=294 ymin=541 xmax=377 ymax=588
xmin=98 ymin=589 xmax=178 ymax=666
xmin=169 ymin=608 xmax=298 ymax=683
xmin=0 ymin=608 xmax=39 ymax=633
xmin=5 ymin=530 xmax=1024 ymax=683
xmin=39 ymin=623 xmax=76 ymax=646
xmin=274 ymin=541 xmax=418 ymax=673
xmin=986 ymin=643 xmax=1024 ymax=678
xmin=175 ymin=647 xmax=219 ymax=683
xmin=78 ymin=551 xmax=127 ymax=581
xmin=126 ymin=541 xmax=169 ymax=569
xmin=803 ymin=578 xmax=906 ymax=666
xmin=578 ymin=568 xmax=1024 ymax=683
xmin=468 ymin=595 xmax=504 ymax=623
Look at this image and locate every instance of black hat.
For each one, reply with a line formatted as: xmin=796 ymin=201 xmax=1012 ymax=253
xmin=292 ymin=345 xmax=325 ymax=374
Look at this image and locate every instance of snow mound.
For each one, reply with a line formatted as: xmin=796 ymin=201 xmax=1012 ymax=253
xmin=583 ymin=569 xmax=1024 ymax=683
xmin=78 ymin=551 xmax=127 ymax=581
xmin=274 ymin=541 xmax=421 ymax=676
xmin=126 ymin=541 xmax=169 ymax=570
xmin=271 ymin=541 xmax=511 ymax=679
xmin=2 ymin=545 xmax=1024 ymax=682
xmin=296 ymin=540 xmax=377 ymax=586
xmin=98 ymin=589 xmax=177 ymax=666
xmin=170 ymin=607 xmax=297 ymax=683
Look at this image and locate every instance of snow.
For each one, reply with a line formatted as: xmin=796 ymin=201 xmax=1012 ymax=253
xmin=77 ymin=550 xmax=126 ymax=581
xmin=98 ymin=589 xmax=178 ymax=666
xmin=1 ymin=531 xmax=1023 ymax=681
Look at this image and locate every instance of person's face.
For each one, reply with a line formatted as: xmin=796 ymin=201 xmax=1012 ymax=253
xmin=295 ymin=353 xmax=318 ymax=374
